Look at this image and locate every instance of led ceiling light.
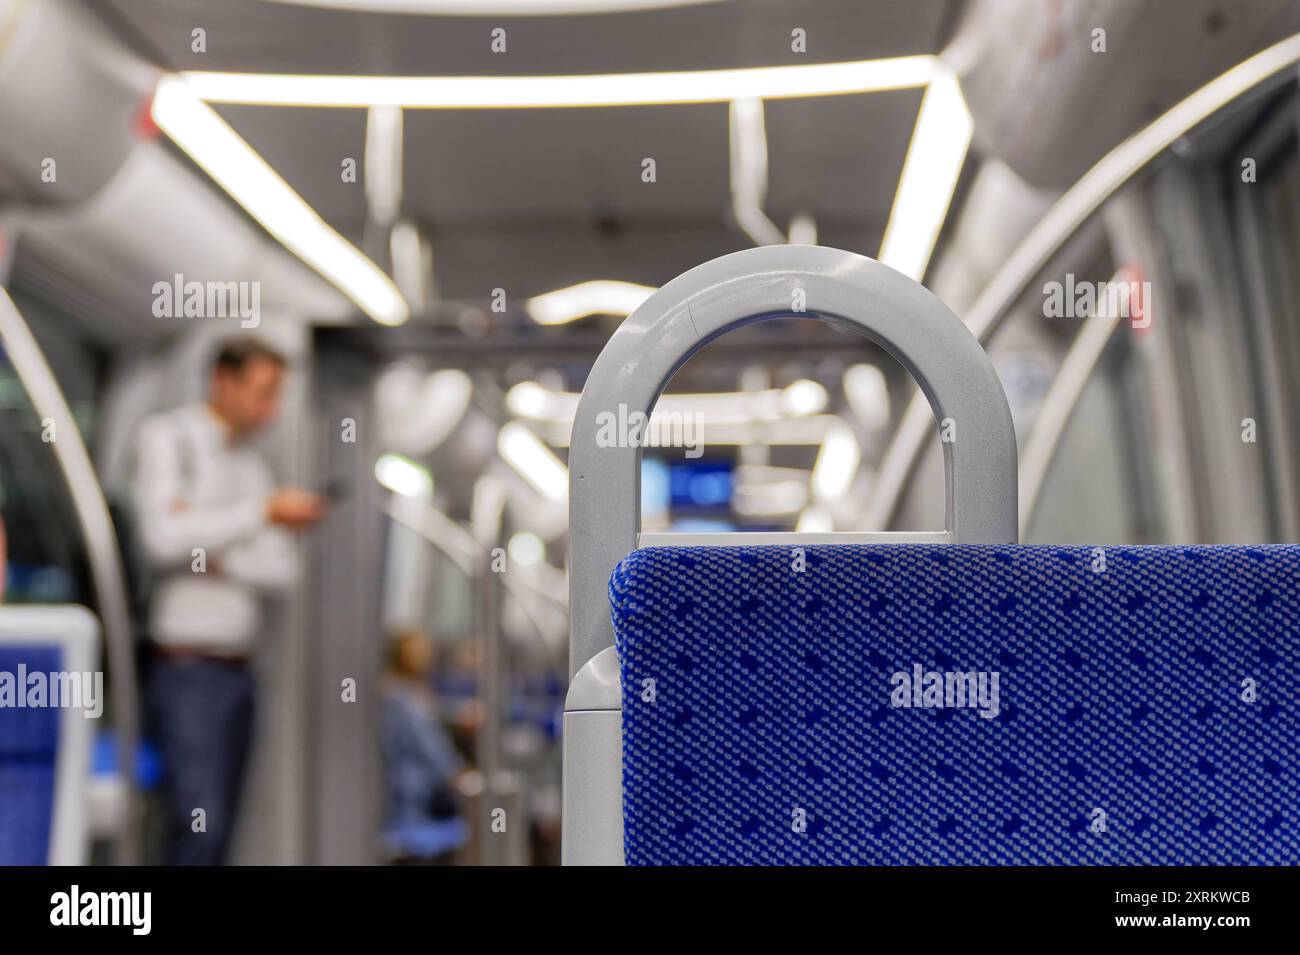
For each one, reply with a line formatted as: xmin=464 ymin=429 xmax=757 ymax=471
xmin=527 ymin=280 xmax=655 ymax=325
xmin=498 ymin=421 xmax=569 ymax=500
xmin=795 ymin=506 xmax=833 ymax=534
xmin=505 ymin=379 xmax=827 ymax=421
xmin=262 ymin=0 xmax=725 ymax=13
xmin=170 ymin=53 xmax=970 ymax=305
xmin=811 ymin=420 xmax=861 ymax=502
xmin=151 ymin=76 xmax=410 ymax=325
xmin=179 ymin=56 xmax=936 ymax=109
xmin=782 ymin=379 xmax=828 ymax=416
xmin=374 ymin=452 xmax=434 ymax=498
xmin=504 ymin=380 xmax=553 ymax=418
xmin=877 ymin=64 xmax=973 ymax=280
xmin=507 ymin=531 xmax=546 ymax=567
xmin=842 ymin=363 xmax=891 ymax=432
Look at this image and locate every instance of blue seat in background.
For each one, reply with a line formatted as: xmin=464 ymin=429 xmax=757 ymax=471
xmin=611 ymin=544 xmax=1300 ymax=865
xmin=0 ymin=645 xmax=62 ymax=865
xmin=91 ymin=731 xmax=165 ymax=791
xmin=380 ymin=818 xmax=470 ymax=861
xmin=0 ymin=606 xmax=100 ymax=865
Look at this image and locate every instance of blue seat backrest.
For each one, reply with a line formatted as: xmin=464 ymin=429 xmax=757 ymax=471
xmin=0 ymin=645 xmax=62 ymax=865
xmin=610 ymin=544 xmax=1300 ymax=865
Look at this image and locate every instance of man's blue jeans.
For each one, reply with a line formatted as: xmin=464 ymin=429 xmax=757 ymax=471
xmin=147 ymin=658 xmax=255 ymax=866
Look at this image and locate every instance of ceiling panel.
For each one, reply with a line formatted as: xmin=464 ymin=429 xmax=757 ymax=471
xmin=89 ymin=0 xmax=960 ymax=313
xmin=765 ymin=89 xmax=921 ymax=226
xmin=403 ymin=103 xmax=729 ymax=227
xmin=215 ymin=85 xmax=920 ymax=300
xmin=94 ymin=0 xmax=959 ymax=75
xmin=428 ymin=222 xmax=742 ymax=300
xmin=214 ymin=104 xmax=370 ymax=231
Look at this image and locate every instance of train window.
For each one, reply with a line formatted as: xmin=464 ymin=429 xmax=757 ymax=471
xmin=1219 ymin=89 xmax=1300 ymax=538
xmin=1024 ymin=81 xmax=1300 ymax=544
xmin=1023 ymin=329 xmax=1169 ymax=544
xmin=0 ymin=303 xmax=98 ymax=605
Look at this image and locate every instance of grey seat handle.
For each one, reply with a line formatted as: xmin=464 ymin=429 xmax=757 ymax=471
xmin=567 ymin=245 xmax=1017 ymax=678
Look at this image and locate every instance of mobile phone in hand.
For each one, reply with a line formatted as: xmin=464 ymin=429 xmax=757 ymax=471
xmin=319 ymin=478 xmax=350 ymax=501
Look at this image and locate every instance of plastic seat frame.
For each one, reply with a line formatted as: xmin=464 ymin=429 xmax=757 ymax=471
xmin=562 ymin=246 xmax=1018 ymax=865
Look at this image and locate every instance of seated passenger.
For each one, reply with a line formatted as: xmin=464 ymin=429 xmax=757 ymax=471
xmin=379 ymin=628 xmax=467 ymax=864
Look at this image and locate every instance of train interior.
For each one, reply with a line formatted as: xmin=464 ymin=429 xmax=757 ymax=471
xmin=0 ymin=0 xmax=1298 ymax=866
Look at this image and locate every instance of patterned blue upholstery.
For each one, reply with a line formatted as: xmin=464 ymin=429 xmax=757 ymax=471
xmin=610 ymin=544 xmax=1300 ymax=865
xmin=0 ymin=646 xmax=61 ymax=865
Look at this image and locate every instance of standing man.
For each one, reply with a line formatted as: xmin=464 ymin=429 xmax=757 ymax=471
xmin=134 ymin=337 xmax=325 ymax=865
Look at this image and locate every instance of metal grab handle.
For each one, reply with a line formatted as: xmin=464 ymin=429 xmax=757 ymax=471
xmin=567 ymin=245 xmax=1018 ymax=679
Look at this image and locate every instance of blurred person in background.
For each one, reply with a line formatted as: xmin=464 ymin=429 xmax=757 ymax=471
xmin=133 ymin=336 xmax=325 ymax=865
xmin=380 ymin=627 xmax=468 ymax=864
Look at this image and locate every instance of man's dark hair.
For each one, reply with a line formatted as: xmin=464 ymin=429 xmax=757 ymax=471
xmin=212 ymin=336 xmax=287 ymax=376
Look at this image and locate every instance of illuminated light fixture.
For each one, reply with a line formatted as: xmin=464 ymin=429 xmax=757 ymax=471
xmin=263 ymin=0 xmax=723 ymax=13
xmin=782 ymin=379 xmax=828 ymax=416
xmin=811 ymin=421 xmax=860 ymax=502
xmin=179 ymin=56 xmax=935 ymax=109
xmin=527 ymin=280 xmax=655 ymax=326
xmin=175 ymin=54 xmax=969 ymax=294
xmin=507 ymin=531 xmax=546 ymax=567
xmin=505 ymin=379 xmax=827 ymax=422
xmin=795 ymin=506 xmax=833 ymax=533
xmin=498 ymin=421 xmax=568 ymax=500
xmin=877 ymin=64 xmax=973 ymax=280
xmin=505 ymin=380 xmax=571 ymax=420
xmin=504 ymin=380 xmax=551 ymax=418
xmin=374 ymin=452 xmax=434 ymax=498
xmin=842 ymin=363 xmax=891 ymax=432
xmin=151 ymin=76 xmax=410 ymax=326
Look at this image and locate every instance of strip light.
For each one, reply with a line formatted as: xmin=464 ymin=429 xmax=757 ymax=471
xmin=810 ymin=420 xmax=860 ymax=502
xmin=506 ymin=378 xmax=828 ymax=421
xmin=171 ymin=53 xmax=969 ymax=302
xmin=263 ymin=0 xmax=725 ymax=13
xmin=877 ymin=64 xmax=973 ymax=280
xmin=498 ymin=421 xmax=569 ymax=500
xmin=180 ymin=57 xmax=936 ymax=109
xmin=507 ymin=531 xmax=545 ymax=566
xmin=527 ymin=279 xmax=655 ymax=325
xmin=151 ymin=76 xmax=410 ymax=325
xmin=375 ymin=452 xmax=434 ymax=498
